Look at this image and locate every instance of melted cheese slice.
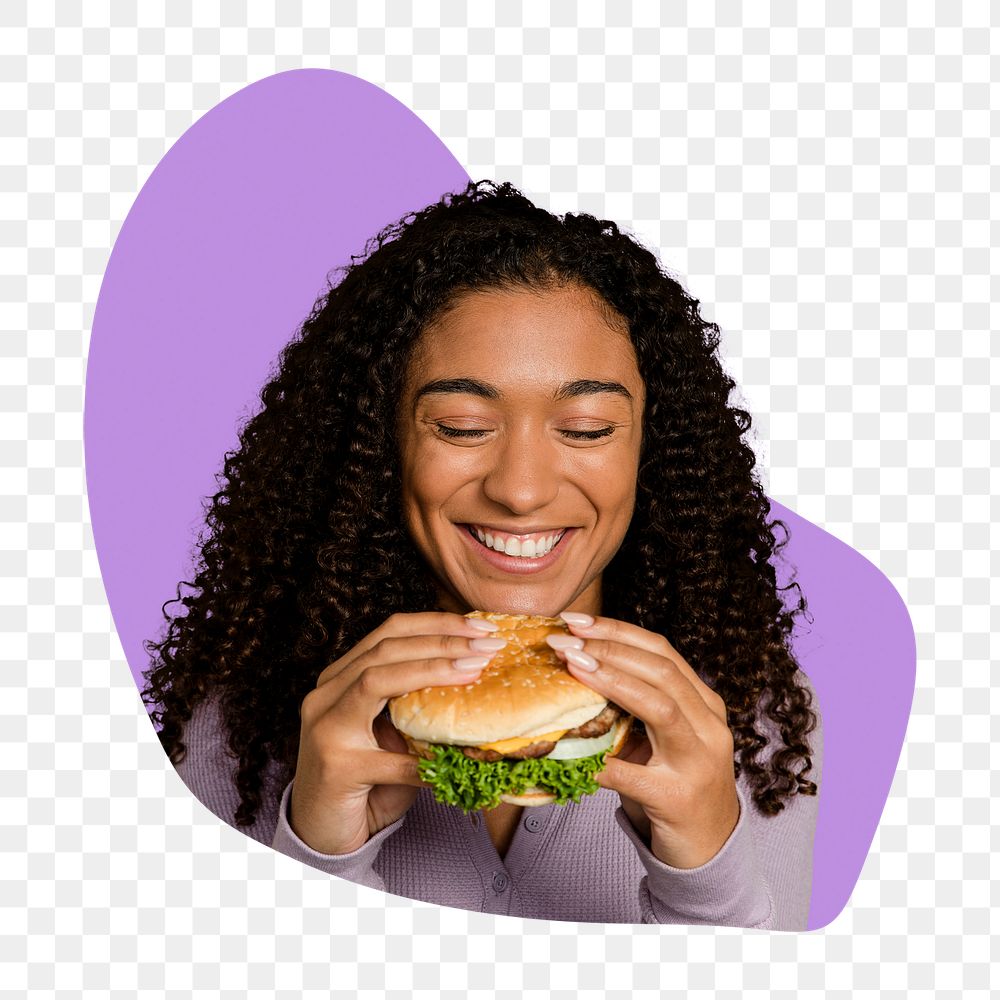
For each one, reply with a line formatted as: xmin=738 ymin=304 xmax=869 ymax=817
xmin=477 ymin=729 xmax=568 ymax=754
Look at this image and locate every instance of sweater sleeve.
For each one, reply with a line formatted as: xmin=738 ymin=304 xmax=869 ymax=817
xmin=614 ymin=682 xmax=824 ymax=930
xmin=172 ymin=695 xmax=280 ymax=847
xmin=614 ymin=788 xmax=773 ymax=927
xmin=172 ymin=696 xmax=407 ymax=890
xmin=270 ymin=780 xmax=404 ymax=890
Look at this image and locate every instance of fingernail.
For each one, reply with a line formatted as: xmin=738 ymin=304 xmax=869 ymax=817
xmin=453 ymin=655 xmax=491 ymax=671
xmin=469 ymin=637 xmax=507 ymax=652
xmin=559 ymin=611 xmax=595 ymax=628
xmin=563 ymin=648 xmax=598 ymax=672
xmin=466 ymin=618 xmax=500 ymax=632
xmin=546 ymin=634 xmax=584 ymax=651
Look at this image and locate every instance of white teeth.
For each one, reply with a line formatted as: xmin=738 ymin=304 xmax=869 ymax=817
xmin=471 ymin=527 xmax=565 ymax=559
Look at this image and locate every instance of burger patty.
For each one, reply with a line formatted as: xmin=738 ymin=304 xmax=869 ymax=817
xmin=459 ymin=703 xmax=623 ymax=762
xmin=562 ymin=703 xmax=622 ymax=739
xmin=461 ymin=740 xmax=557 ymax=762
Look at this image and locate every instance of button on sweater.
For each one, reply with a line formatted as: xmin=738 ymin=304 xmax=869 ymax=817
xmin=174 ymin=690 xmax=822 ymax=929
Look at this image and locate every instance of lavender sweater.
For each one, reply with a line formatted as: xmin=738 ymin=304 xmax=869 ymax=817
xmin=175 ymin=685 xmax=821 ymax=929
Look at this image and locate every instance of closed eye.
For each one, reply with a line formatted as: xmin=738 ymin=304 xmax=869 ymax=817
xmin=561 ymin=427 xmax=616 ymax=440
xmin=435 ymin=426 xmax=487 ymax=438
xmin=435 ymin=424 xmax=616 ymax=440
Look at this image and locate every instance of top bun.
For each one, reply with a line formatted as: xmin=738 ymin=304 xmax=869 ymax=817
xmin=388 ymin=612 xmax=608 ymax=745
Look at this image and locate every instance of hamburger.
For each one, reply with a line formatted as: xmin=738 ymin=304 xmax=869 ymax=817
xmin=387 ymin=612 xmax=632 ymax=812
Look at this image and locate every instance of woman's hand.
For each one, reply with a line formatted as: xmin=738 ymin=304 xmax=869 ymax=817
xmin=549 ymin=612 xmax=740 ymax=870
xmin=289 ymin=612 xmax=506 ymax=856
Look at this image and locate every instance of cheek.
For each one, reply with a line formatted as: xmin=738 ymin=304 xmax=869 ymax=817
xmin=590 ymin=453 xmax=640 ymax=536
xmin=591 ymin=448 xmax=640 ymax=501
xmin=400 ymin=474 xmax=436 ymax=530
xmin=398 ymin=482 xmax=442 ymax=566
xmin=400 ymin=445 xmax=469 ymax=524
xmin=398 ymin=452 xmax=429 ymax=534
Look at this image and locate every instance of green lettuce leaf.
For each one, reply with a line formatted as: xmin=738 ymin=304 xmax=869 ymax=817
xmin=417 ymin=744 xmax=611 ymax=813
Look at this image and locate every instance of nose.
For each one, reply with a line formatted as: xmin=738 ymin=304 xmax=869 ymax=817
xmin=480 ymin=427 xmax=561 ymax=515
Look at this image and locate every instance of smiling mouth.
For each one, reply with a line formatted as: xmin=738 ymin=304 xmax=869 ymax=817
xmin=464 ymin=524 xmax=569 ymax=559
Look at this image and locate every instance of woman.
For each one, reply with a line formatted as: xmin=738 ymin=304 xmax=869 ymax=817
xmin=144 ymin=180 xmax=820 ymax=928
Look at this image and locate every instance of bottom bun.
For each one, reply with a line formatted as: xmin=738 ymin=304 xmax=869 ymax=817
xmin=500 ymin=787 xmax=556 ymax=807
xmin=500 ymin=715 xmax=633 ymax=807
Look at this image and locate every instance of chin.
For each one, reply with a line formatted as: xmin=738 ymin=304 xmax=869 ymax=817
xmin=459 ymin=590 xmax=575 ymax=619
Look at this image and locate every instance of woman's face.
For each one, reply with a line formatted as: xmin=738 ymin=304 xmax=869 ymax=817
xmin=397 ymin=282 xmax=645 ymax=618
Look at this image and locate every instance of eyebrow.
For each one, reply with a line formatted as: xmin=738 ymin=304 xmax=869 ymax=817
xmin=555 ymin=379 xmax=633 ymax=402
xmin=414 ymin=377 xmax=633 ymax=402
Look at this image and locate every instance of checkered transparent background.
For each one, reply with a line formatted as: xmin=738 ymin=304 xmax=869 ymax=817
xmin=2 ymin=2 xmax=996 ymax=995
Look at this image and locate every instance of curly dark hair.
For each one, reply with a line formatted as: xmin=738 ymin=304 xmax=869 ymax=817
xmin=143 ymin=180 xmax=818 ymax=828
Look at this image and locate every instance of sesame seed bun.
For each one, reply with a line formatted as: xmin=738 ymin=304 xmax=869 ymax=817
xmin=388 ymin=612 xmax=608 ymax=746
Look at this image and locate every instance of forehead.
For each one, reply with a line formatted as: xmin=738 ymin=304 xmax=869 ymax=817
xmin=406 ymin=284 xmax=641 ymax=391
